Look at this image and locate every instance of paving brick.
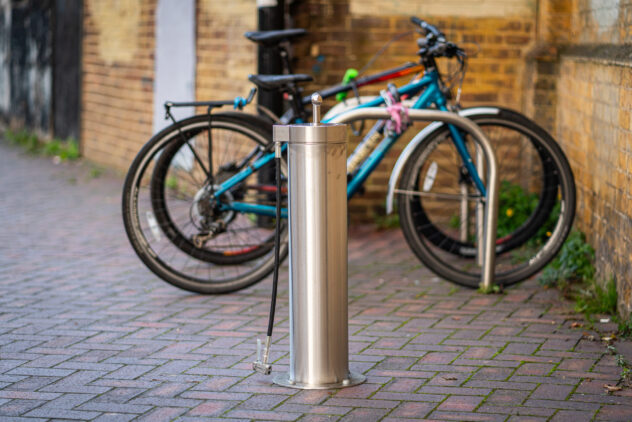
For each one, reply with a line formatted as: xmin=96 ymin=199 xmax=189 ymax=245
xmin=486 ymin=389 xmax=530 ymax=405
xmin=335 ymin=382 xmax=382 ymax=398
xmin=92 ymin=387 xmax=145 ymax=404
xmin=103 ymin=365 xmax=154 ymax=380
xmin=276 ymin=403 xmax=351 ymax=415
xmin=77 ymin=401 xmax=153 ymax=414
xmin=0 ymin=399 xmax=46 ymax=416
xmin=0 ymin=390 xmax=61 ymax=401
xmin=299 ymin=415 xmax=342 ymax=422
xmin=92 ymin=413 xmax=137 ymax=422
xmin=419 ymin=386 xmax=492 ymax=396
xmin=236 ymin=393 xmax=287 ymax=410
xmin=437 ymin=395 xmax=485 ymax=412
xmin=382 ymin=377 xmax=425 ymax=393
xmin=389 ymin=401 xmax=435 ymax=418
xmin=523 ymin=399 xmax=600 ymax=411
xmin=375 ymin=356 xmax=418 ymax=370
xmin=550 ymin=409 xmax=596 ymax=422
xmin=339 ymin=407 xmax=390 ymax=422
xmin=530 ymin=383 xmax=574 ymax=400
xmin=477 ymin=404 xmax=556 ymax=417
xmin=227 ymin=409 xmax=303 ymax=420
xmin=135 ymin=406 xmax=188 ymax=421
xmin=461 ymin=347 xmax=497 ymax=359
xmin=514 ymin=363 xmax=557 ymax=376
xmin=24 ymin=407 xmax=102 ymax=420
xmin=429 ymin=410 xmax=507 ymax=421
xmin=187 ymin=400 xmax=238 ymax=417
xmin=596 ymin=405 xmax=632 ymax=420
xmin=7 ymin=376 xmax=59 ymax=391
xmin=471 ymin=367 xmax=515 ymax=381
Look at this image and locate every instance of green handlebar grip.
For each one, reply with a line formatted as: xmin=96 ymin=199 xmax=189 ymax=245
xmin=336 ymin=68 xmax=359 ymax=102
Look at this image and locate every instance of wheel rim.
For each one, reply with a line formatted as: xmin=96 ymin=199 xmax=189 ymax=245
xmin=398 ymin=117 xmax=572 ymax=284
xmin=127 ymin=118 xmax=287 ymax=288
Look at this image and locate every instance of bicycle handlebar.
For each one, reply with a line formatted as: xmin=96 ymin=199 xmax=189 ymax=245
xmin=410 ymin=16 xmax=444 ymax=38
xmin=411 ymin=17 xmax=464 ymax=60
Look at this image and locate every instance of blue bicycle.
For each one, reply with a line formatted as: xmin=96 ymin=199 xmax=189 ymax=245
xmin=122 ymin=18 xmax=575 ymax=293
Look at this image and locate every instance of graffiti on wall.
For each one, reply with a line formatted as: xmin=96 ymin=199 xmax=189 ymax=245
xmin=0 ymin=0 xmax=52 ymax=132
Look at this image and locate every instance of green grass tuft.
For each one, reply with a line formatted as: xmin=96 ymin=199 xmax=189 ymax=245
xmin=4 ymin=129 xmax=80 ymax=161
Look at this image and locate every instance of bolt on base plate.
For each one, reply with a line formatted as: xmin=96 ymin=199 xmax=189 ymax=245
xmin=273 ymin=372 xmax=366 ymax=390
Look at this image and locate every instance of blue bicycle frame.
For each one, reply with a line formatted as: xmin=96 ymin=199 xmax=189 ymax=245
xmin=215 ymin=69 xmax=485 ymax=218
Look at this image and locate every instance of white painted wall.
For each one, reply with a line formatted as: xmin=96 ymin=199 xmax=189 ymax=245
xmin=153 ymin=0 xmax=196 ymax=132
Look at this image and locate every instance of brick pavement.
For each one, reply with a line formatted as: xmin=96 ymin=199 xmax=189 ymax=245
xmin=1 ymin=140 xmax=631 ymax=421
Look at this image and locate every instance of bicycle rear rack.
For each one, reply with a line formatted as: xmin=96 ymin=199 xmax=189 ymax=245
xmin=329 ymin=108 xmax=499 ymax=290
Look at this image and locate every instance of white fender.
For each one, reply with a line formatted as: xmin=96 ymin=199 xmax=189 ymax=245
xmin=385 ymin=107 xmax=501 ymax=214
xmin=323 ymin=98 xmax=417 ymax=121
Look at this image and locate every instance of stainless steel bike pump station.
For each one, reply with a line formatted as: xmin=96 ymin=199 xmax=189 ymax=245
xmin=272 ymin=94 xmax=366 ymax=389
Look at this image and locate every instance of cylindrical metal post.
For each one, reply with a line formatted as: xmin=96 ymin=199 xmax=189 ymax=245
xmin=476 ymin=144 xmax=485 ymax=267
xmin=272 ymin=95 xmax=366 ymax=389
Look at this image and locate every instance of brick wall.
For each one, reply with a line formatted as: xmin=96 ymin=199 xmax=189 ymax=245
xmin=81 ymin=0 xmax=537 ymax=217
xmin=291 ymin=0 xmax=536 ymax=220
xmin=196 ymin=0 xmax=256 ymax=106
xmin=547 ymin=0 xmax=632 ymax=315
xmin=81 ymin=0 xmax=155 ymax=170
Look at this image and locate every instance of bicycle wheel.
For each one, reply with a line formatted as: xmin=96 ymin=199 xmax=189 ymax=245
xmin=122 ymin=113 xmax=288 ymax=294
xmin=397 ymin=109 xmax=575 ymax=288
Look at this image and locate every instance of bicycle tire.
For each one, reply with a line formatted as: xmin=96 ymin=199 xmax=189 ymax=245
xmin=397 ymin=109 xmax=575 ymax=288
xmin=122 ymin=113 xmax=288 ymax=294
xmin=149 ymin=121 xmax=280 ymax=265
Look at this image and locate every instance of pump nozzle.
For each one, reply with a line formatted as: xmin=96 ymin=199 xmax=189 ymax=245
xmin=253 ymin=336 xmax=272 ymax=375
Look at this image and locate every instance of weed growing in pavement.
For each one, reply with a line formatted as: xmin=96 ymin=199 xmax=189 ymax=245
xmin=539 ymin=230 xmax=595 ymax=289
xmin=541 ymin=228 xmax=632 ymax=391
xmin=616 ymin=353 xmax=632 ymax=387
xmin=618 ymin=317 xmax=632 ymax=340
xmin=4 ymin=129 xmax=79 ymax=161
xmin=538 ymin=229 xmax=620 ymax=321
xmin=372 ymin=204 xmax=400 ymax=230
xmin=477 ymin=283 xmax=502 ymax=294
xmin=374 ymin=212 xmax=400 ymax=230
xmin=574 ymin=277 xmax=618 ymax=318
xmin=89 ymin=167 xmax=104 ymax=179
xmin=606 ymin=344 xmax=632 ymax=390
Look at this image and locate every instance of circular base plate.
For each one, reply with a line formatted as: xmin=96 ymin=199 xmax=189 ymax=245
xmin=273 ymin=371 xmax=366 ymax=389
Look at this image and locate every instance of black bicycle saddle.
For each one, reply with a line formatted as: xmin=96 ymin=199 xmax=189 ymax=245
xmin=244 ymin=28 xmax=307 ymax=46
xmin=248 ymin=74 xmax=313 ymax=91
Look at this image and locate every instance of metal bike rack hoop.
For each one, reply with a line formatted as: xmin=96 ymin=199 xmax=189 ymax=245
xmin=329 ymin=108 xmax=499 ymax=290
